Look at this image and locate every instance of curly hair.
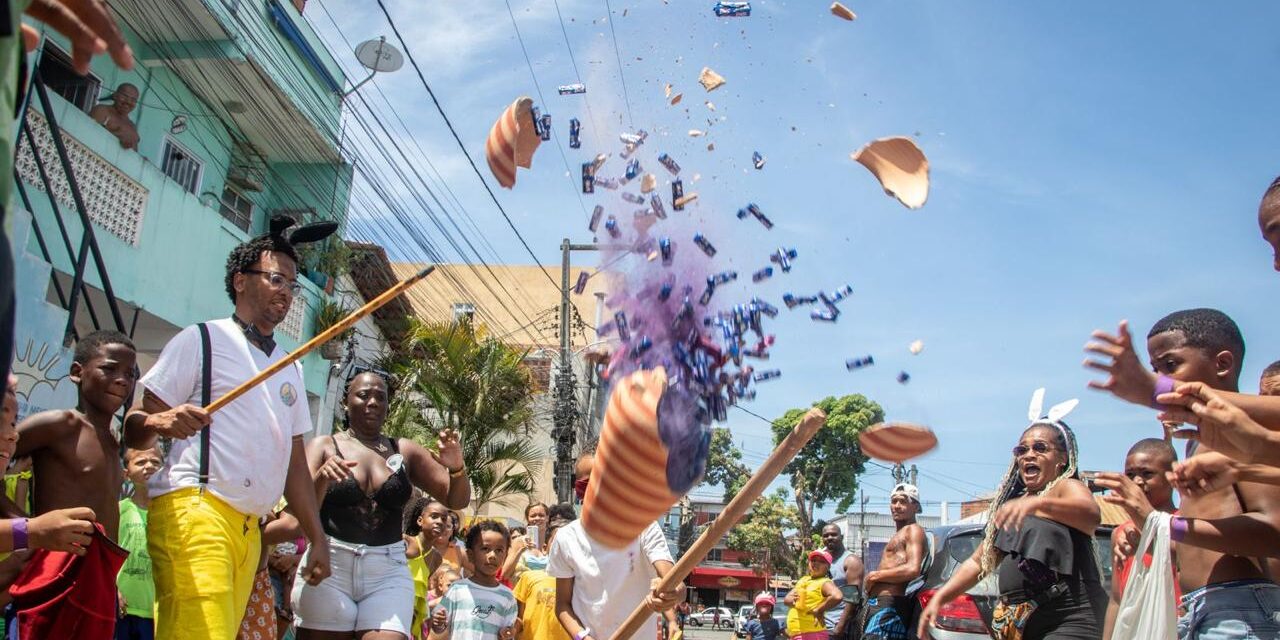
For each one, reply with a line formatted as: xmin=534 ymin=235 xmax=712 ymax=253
xmin=977 ymin=419 xmax=1082 ymax=578
xmin=224 ymin=235 xmax=300 ymax=304
xmin=465 ymin=519 xmax=510 ymax=552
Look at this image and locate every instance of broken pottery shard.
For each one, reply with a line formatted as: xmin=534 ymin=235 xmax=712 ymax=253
xmin=665 ymin=83 xmax=673 ymax=98
xmin=830 ymin=2 xmax=856 ymax=20
xmin=688 ymin=129 xmax=705 ymax=137
xmin=640 ymin=173 xmax=657 ymax=194
xmin=851 ymin=136 xmax=930 ymax=209
xmin=674 ymin=193 xmax=699 ymax=208
xmin=699 ymin=67 xmax=726 ymax=92
xmin=671 ymin=93 xmax=683 ymax=106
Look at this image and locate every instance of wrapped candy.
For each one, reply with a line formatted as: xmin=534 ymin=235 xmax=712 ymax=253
xmin=658 ymin=281 xmax=674 ymax=301
xmin=811 ymin=310 xmax=839 ymax=322
xmin=650 ymin=194 xmax=667 ymax=220
xmin=625 ymin=158 xmax=642 ymax=180
xmin=569 ymin=118 xmax=582 ymax=149
xmin=558 ymin=83 xmax=587 ymax=95
xmin=660 ymin=237 xmax=673 ymax=265
xmin=588 ymin=205 xmax=604 ymax=233
xmin=783 ymin=293 xmax=818 ymax=309
xmin=845 ymin=356 xmax=874 ymax=370
xmin=752 ymin=267 xmax=774 ymax=283
xmin=622 ymin=192 xmax=646 ymax=205
xmin=538 ymin=113 xmax=552 ymax=142
xmin=693 ymin=233 xmax=717 ymax=257
xmin=658 ymin=153 xmax=681 ymax=176
xmin=594 ymin=177 xmax=620 ymax=191
xmin=753 ymin=370 xmax=781 ymax=382
xmin=672 ymin=180 xmax=686 ymax=211
xmin=752 ymin=151 xmax=765 ymax=170
xmin=605 ymin=216 xmax=620 ymax=239
xmin=897 ymin=371 xmax=911 ymax=384
xmin=582 ymin=163 xmax=596 ymax=194
xmin=711 ymin=270 xmax=738 ymax=285
xmin=573 ymin=271 xmax=590 ymax=295
xmin=771 ymin=247 xmax=798 ymax=272
xmin=615 ymin=311 xmax=631 ymax=342
xmin=737 ymin=203 xmax=773 ymax=230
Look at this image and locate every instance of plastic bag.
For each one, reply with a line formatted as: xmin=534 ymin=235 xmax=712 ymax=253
xmin=1112 ymin=511 xmax=1177 ymax=639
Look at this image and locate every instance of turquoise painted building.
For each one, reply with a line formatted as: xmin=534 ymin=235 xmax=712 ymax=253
xmin=10 ymin=0 xmax=355 ymax=418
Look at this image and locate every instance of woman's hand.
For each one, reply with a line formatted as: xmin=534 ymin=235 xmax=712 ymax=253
xmin=433 ymin=429 xmax=464 ymax=474
xmin=917 ymin=599 xmax=942 ymax=639
xmin=993 ymin=496 xmax=1043 ymax=532
xmin=317 ymin=456 xmax=357 ymax=484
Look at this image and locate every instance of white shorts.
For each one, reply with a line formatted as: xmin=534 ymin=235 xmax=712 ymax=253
xmin=292 ymin=537 xmax=414 ymax=635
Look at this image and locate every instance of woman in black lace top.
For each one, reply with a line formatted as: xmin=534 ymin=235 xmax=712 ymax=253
xmin=918 ymin=391 xmax=1105 ymax=640
xmin=293 ymin=370 xmax=471 ymax=640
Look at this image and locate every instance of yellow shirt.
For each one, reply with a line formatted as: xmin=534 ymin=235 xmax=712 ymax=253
xmin=514 ymin=570 xmax=569 ymax=640
xmin=786 ymin=575 xmax=832 ymax=635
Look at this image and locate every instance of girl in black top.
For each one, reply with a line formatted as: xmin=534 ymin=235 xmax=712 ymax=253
xmin=918 ymin=391 xmax=1105 ymax=640
xmin=294 ymin=370 xmax=471 ymax=640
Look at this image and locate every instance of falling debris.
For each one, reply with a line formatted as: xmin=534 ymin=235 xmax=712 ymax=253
xmin=674 ymin=193 xmax=699 ymax=208
xmin=830 ymin=2 xmax=856 ymax=21
xmin=752 ymin=151 xmax=765 ymax=170
xmin=485 ymin=96 xmax=542 ymax=189
xmin=664 ymin=83 xmax=673 ymax=99
xmin=699 ymin=67 xmax=726 ymax=92
xmin=640 ymin=173 xmax=657 ymax=193
xmin=670 ymin=93 xmax=683 ymax=106
xmin=909 ymin=339 xmax=924 ymax=355
xmin=688 ymin=129 xmax=705 ymax=137
xmin=851 ymin=136 xmax=930 ymax=209
xmin=706 ymin=143 xmax=715 ymax=151
xmin=557 ymin=83 xmax=587 ymax=95
xmin=714 ymin=1 xmax=751 ymax=17
xmin=705 ymin=101 xmax=716 ymax=111
xmin=897 ymin=371 xmax=911 ymax=384
xmin=859 ymin=422 xmax=937 ymax=463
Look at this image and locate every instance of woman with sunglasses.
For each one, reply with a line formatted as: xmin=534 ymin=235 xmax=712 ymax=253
xmin=292 ymin=370 xmax=471 ymax=640
xmin=918 ymin=391 xmax=1104 ymax=640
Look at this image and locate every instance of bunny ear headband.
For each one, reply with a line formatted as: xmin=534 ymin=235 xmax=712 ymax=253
xmin=1027 ymin=387 xmax=1079 ymax=426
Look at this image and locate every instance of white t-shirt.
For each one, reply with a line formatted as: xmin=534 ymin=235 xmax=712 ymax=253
xmin=141 ymin=318 xmax=312 ymax=516
xmin=546 ymin=520 xmax=674 ymax=639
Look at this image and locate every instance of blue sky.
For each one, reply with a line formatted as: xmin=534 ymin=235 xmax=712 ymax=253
xmin=309 ymin=1 xmax=1280 ymax=520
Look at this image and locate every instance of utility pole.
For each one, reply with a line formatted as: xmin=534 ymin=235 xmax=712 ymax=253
xmin=858 ymin=491 xmax=869 ymax=560
xmin=554 ymin=239 xmax=613 ymax=503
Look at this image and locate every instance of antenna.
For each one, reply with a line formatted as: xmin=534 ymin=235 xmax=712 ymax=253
xmin=343 ymin=36 xmax=404 ymax=97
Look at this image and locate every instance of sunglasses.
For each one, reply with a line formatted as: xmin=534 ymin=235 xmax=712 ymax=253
xmin=1012 ymin=441 xmax=1057 ymax=457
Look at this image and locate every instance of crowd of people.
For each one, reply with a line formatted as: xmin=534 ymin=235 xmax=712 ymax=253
xmin=3 ymin=4 xmax=1280 ymax=640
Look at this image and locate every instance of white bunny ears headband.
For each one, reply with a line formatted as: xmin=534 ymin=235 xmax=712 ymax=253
xmin=1027 ymin=387 xmax=1078 ymax=426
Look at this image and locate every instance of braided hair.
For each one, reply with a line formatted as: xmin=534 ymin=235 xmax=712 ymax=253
xmin=977 ymin=419 xmax=1081 ymax=578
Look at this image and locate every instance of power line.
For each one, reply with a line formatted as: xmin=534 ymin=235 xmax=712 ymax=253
xmin=373 ymin=0 xmax=559 ymax=290
xmin=600 ymin=0 xmax=634 ymax=129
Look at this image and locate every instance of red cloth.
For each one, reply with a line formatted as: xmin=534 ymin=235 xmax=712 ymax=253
xmin=8 ymin=523 xmax=129 ymax=640
xmin=1113 ymin=514 xmax=1181 ymax=602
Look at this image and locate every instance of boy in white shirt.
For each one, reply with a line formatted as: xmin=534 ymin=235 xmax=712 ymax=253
xmin=430 ymin=520 xmax=518 ymax=640
xmin=547 ymin=519 xmax=684 ymax=640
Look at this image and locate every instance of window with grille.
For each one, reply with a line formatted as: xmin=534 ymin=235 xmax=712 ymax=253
xmin=219 ymin=186 xmax=254 ymax=231
xmin=160 ymin=137 xmax=202 ymax=194
xmin=37 ymin=43 xmax=101 ymax=113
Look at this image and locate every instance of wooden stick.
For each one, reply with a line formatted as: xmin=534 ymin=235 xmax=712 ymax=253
xmin=205 ymin=265 xmax=435 ymax=414
xmin=608 ymin=407 xmax=828 ymax=640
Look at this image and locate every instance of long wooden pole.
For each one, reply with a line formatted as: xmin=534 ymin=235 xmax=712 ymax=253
xmin=609 ymin=407 xmax=828 ymax=640
xmin=205 ymin=265 xmax=435 ymax=414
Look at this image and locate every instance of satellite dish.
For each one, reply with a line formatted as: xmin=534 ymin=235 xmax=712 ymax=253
xmin=354 ymin=37 xmax=403 ymax=73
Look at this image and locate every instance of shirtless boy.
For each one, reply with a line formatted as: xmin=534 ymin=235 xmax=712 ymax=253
xmin=16 ymin=330 xmax=137 ymax=539
xmin=1086 ymin=309 xmax=1280 ymax=638
xmin=859 ymin=484 xmax=925 ymax=640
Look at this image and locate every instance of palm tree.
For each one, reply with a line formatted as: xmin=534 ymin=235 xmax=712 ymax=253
xmin=383 ymin=318 xmax=544 ymax=512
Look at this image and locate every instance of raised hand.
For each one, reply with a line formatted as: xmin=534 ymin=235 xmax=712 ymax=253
xmin=24 ymin=0 xmax=134 ymax=73
xmin=1084 ymin=320 xmax=1158 ymax=407
xmin=1095 ymin=472 xmax=1155 ymax=526
xmin=1167 ymin=451 xmax=1240 ymax=497
xmin=433 ymin=429 xmax=464 ymax=475
xmin=1157 ymin=382 xmax=1273 ymax=464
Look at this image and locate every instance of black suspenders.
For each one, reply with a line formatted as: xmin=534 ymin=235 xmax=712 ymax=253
xmin=197 ymin=323 xmax=212 ymax=485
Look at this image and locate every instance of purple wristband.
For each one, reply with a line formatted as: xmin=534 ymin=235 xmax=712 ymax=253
xmin=1170 ymin=515 xmax=1188 ymax=542
xmin=11 ymin=518 xmax=28 ymax=550
xmin=1153 ymin=375 xmax=1176 ymax=407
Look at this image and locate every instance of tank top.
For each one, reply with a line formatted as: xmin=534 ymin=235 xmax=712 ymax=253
xmin=319 ymin=435 xmax=412 ymax=546
xmin=786 ymin=575 xmax=832 ymax=635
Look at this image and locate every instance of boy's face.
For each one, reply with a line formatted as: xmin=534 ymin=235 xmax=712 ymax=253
xmin=71 ymin=342 xmax=138 ymax=415
xmin=1147 ymin=331 xmax=1232 ymax=390
xmin=1125 ymin=451 xmax=1174 ymax=509
xmin=468 ymin=530 xmax=509 ymax=577
xmin=124 ymin=448 xmax=162 ymax=484
xmin=756 ymin=603 xmax=773 ymax=618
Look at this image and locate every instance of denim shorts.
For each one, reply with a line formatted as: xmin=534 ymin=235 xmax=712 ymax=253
xmin=1178 ymin=579 xmax=1280 ymax=640
xmin=291 ymin=537 xmax=413 ymax=634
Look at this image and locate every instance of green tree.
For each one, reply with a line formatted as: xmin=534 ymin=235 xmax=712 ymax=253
xmin=383 ymin=318 xmax=544 ymax=511
xmin=772 ymin=394 xmax=883 ymax=553
xmin=704 ymin=427 xmax=751 ymax=504
xmin=726 ymin=488 xmax=799 ymax=577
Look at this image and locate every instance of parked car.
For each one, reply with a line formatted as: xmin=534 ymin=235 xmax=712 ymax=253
xmin=689 ymin=606 xmax=735 ymax=629
xmin=734 ymin=603 xmax=789 ymax=637
xmin=915 ymin=523 xmax=1115 ymax=639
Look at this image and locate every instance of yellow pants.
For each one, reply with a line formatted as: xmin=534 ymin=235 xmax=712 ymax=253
xmin=149 ymin=487 xmax=261 ymax=640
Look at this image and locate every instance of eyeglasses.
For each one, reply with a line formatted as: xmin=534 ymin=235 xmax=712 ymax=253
xmin=243 ymin=269 xmax=301 ymax=295
xmin=1012 ymin=441 xmax=1057 ymax=457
